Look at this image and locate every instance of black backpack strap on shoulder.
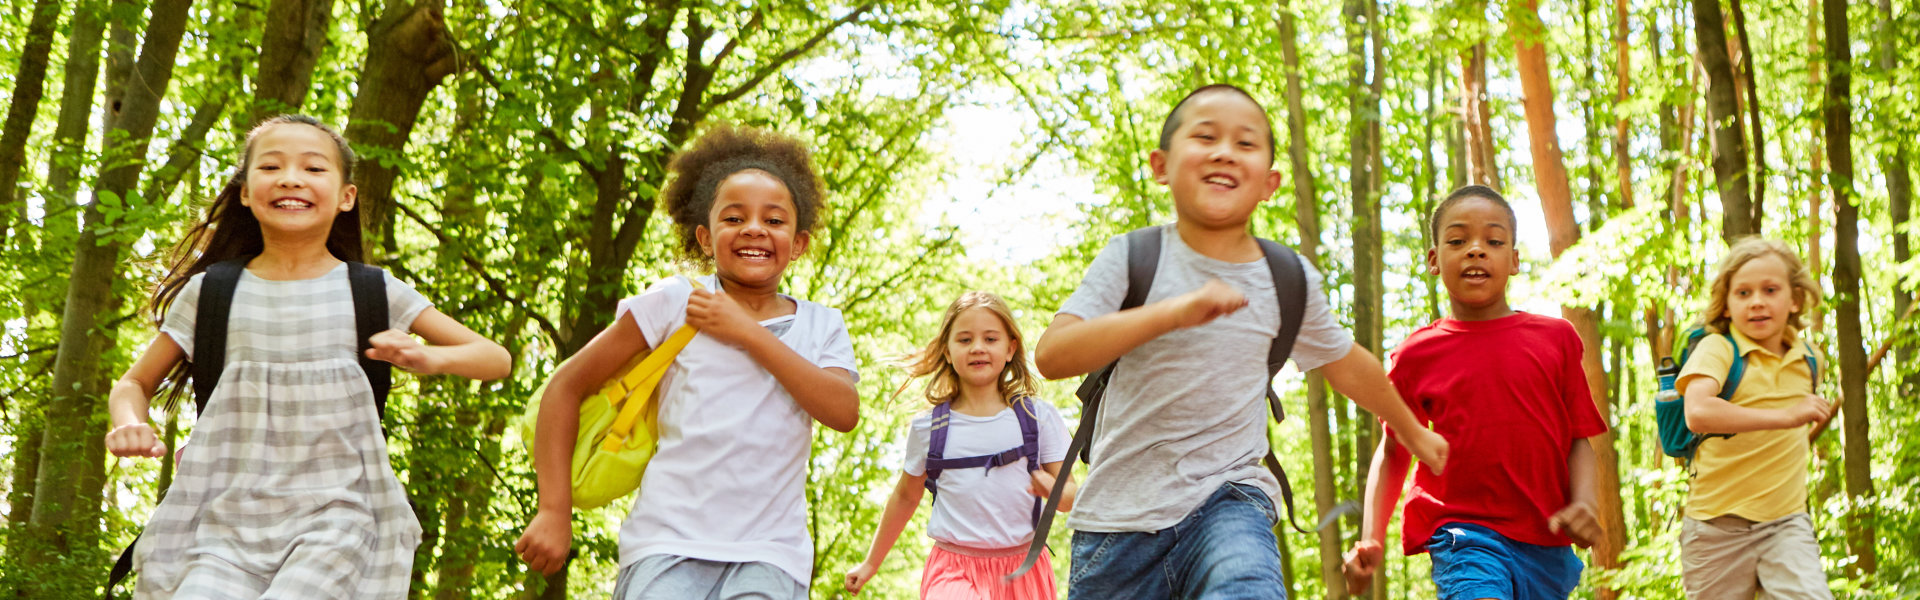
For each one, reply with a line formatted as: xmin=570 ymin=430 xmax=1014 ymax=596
xmin=1255 ymin=239 xmax=1346 ymax=535
xmin=192 ymin=258 xmax=249 ymax=417
xmin=1012 ymin=226 xmax=1162 ymax=580
xmin=346 ymin=262 xmax=392 ymax=419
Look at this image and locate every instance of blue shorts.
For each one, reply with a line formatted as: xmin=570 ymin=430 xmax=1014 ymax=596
xmin=1426 ymin=523 xmax=1582 ymax=600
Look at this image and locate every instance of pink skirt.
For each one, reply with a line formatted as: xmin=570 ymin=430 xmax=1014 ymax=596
xmin=920 ymin=541 xmax=1057 ymax=600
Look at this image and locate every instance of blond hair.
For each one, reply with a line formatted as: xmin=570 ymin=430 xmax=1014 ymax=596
xmin=1695 ymin=237 xmax=1823 ymax=341
xmin=896 ymin=291 xmax=1039 ymax=406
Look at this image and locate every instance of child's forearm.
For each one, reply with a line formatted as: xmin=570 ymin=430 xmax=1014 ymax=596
xmin=1034 ymin=303 xmax=1184 ymax=380
xmin=1567 ymin=437 xmax=1597 ymax=508
xmin=1318 ymin=344 xmax=1425 ymax=437
xmin=1681 ymin=378 xmax=1801 ymax=433
xmin=737 ymin=329 xmax=859 ymax=432
xmin=108 ymin=379 xmax=155 ymax=428
xmin=422 ymin=340 xmax=512 ymax=380
xmin=531 ymin=375 xmax=587 ymax=514
xmin=1361 ymin=436 xmax=1412 ymax=546
xmin=862 ymin=473 xmax=926 ymax=567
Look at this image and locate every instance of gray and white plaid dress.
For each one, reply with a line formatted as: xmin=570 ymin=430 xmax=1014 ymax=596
xmin=136 ymin=263 xmax=429 ymax=599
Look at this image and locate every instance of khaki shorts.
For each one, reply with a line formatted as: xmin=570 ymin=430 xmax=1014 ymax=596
xmin=1680 ymin=513 xmax=1831 ymax=599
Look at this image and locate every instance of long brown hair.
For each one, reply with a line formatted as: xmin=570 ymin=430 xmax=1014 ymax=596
xmin=1694 ymin=237 xmax=1822 ymax=341
xmin=894 ymin=291 xmax=1039 ymax=407
xmin=147 ymin=115 xmax=361 ymax=411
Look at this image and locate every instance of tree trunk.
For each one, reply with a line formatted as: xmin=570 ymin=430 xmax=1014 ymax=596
xmin=1462 ymin=42 xmax=1498 ymax=190
xmin=0 ymin=0 xmax=63 ymax=246
xmin=1359 ymin=4 xmax=1385 ymax=596
xmin=250 ymin=0 xmax=335 ymax=124
xmin=1823 ymin=0 xmax=1877 ymax=576
xmin=1612 ymin=0 xmax=1633 ymax=209
xmin=1729 ymin=0 xmax=1765 ymax=227
xmin=1806 ymin=0 xmax=1825 ymax=335
xmin=1877 ymin=0 xmax=1915 ymax=401
xmin=1511 ymin=0 xmax=1626 ymax=593
xmin=1693 ymin=0 xmax=1753 ymax=243
xmin=1281 ymin=2 xmax=1344 ymax=595
xmin=343 ymin=0 xmax=461 ymax=253
xmin=21 ymin=0 xmax=195 ymax=592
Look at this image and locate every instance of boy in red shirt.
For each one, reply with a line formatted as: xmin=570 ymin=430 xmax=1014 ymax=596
xmin=1342 ymin=185 xmax=1608 ymax=599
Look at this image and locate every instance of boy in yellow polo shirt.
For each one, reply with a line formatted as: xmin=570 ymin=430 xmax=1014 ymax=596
xmin=1677 ymin=237 xmax=1833 ymax=598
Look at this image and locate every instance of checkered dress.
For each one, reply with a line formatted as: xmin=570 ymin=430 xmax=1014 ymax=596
xmin=135 ymin=264 xmax=429 ymax=599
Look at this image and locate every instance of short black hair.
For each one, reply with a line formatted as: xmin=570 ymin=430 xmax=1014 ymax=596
xmin=1157 ymin=84 xmax=1277 ymax=164
xmin=1428 ymin=184 xmax=1518 ymax=242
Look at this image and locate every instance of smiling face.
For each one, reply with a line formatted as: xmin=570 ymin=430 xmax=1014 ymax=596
xmin=695 ymin=169 xmax=808 ymax=289
xmin=1427 ymin=195 xmax=1519 ymax=320
xmin=1723 ymin=253 xmax=1801 ymax=353
xmin=945 ymin=306 xmax=1015 ymax=393
xmin=239 ymin=123 xmax=356 ymax=235
xmin=1150 ymin=91 xmax=1282 ymax=231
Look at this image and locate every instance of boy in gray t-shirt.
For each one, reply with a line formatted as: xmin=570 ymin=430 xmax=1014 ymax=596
xmin=1035 ymin=84 xmax=1450 ymax=600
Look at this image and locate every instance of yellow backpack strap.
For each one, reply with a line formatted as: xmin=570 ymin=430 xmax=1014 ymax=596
xmin=602 ymin=278 xmax=706 ymax=452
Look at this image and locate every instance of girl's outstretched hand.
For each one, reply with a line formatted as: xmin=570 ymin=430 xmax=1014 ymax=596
xmin=515 ymin=508 xmax=572 ymax=575
xmin=365 ymin=329 xmax=433 ymax=373
xmin=684 ymin=289 xmax=762 ymax=346
xmin=844 ymin=560 xmax=879 ymax=595
xmin=105 ymin=423 xmax=166 ymax=458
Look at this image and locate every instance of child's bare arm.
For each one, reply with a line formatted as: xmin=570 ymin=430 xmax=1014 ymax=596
xmin=367 ymin=308 xmax=512 ymax=380
xmin=1029 ymin=461 xmax=1077 ymax=512
xmin=1318 ymin=343 xmax=1450 ymax=475
xmin=1344 ymin=435 xmax=1413 ymax=594
xmin=1682 ymin=376 xmax=1830 ymax=434
xmin=1548 ymin=437 xmax=1601 ymax=548
xmin=846 ymin=471 xmax=927 ymax=595
xmin=1034 ymin=278 xmax=1246 ymax=380
xmin=104 ymin=335 xmax=187 ymax=458
xmin=516 ymin=315 xmax=652 ymax=575
xmin=685 ymin=290 xmax=859 ymax=432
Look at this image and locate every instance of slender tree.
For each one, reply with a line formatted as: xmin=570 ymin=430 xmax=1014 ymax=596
xmin=0 ymin=0 xmax=63 ymax=246
xmin=1822 ymin=0 xmax=1877 ymax=576
xmin=1693 ymin=0 xmax=1753 ymax=242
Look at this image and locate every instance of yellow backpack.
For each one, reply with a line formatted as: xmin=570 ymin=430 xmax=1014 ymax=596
xmin=522 ymin=278 xmax=703 ymax=509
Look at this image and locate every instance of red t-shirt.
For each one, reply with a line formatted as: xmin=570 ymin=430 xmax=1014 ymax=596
xmin=1384 ymin=312 xmax=1608 ymax=554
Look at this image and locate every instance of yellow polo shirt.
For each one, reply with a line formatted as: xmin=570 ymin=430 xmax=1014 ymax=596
xmin=1675 ymin=328 xmax=1822 ymax=522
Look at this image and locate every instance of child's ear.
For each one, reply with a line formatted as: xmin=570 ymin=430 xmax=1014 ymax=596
xmin=1149 ymin=148 xmax=1170 ymax=185
xmin=1260 ymin=168 xmax=1282 ymax=200
xmin=1425 ymin=248 xmax=1440 ymax=275
xmin=792 ymin=230 xmax=811 ymax=257
xmin=340 ymin=184 xmax=358 ymax=212
xmin=695 ymin=225 xmax=713 ymax=256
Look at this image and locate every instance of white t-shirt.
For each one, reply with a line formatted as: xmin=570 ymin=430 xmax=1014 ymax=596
xmin=1056 ymin=224 xmax=1354 ymax=532
xmin=901 ymin=397 xmax=1070 ymax=550
xmin=615 ymin=275 xmax=859 ymax=585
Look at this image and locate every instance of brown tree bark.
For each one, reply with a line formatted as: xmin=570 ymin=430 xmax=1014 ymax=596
xmin=1612 ymin=0 xmax=1632 ymax=209
xmin=1693 ymin=0 xmax=1753 ymax=242
xmin=344 ymin=0 xmax=462 ymax=252
xmin=1280 ymin=2 xmax=1344 ymax=596
xmin=1462 ymin=43 xmax=1499 ymax=190
xmin=1511 ymin=1 xmax=1625 ymax=594
xmin=0 ymin=0 xmax=62 ymax=245
xmin=250 ymin=0 xmax=336 ymax=124
xmin=21 ymin=0 xmax=195 ymax=592
xmin=1358 ymin=3 xmax=1385 ymax=595
xmin=1729 ymin=0 xmax=1766 ymax=225
xmin=1823 ymin=0 xmax=1877 ymax=577
xmin=1807 ymin=0 xmax=1825 ymax=335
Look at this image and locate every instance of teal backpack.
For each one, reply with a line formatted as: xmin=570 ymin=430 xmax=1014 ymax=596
xmin=1653 ymin=327 xmax=1818 ymax=461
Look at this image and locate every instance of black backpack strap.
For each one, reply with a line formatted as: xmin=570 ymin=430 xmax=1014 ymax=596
xmin=1013 ymin=227 xmax=1162 ymax=579
xmin=192 ymin=258 xmax=249 ymax=416
xmin=1254 ymin=238 xmax=1339 ymax=534
xmin=105 ymin=533 xmax=138 ymax=599
xmin=346 ymin=262 xmax=392 ymax=419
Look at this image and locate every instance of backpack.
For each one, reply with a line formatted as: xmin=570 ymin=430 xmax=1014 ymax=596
xmin=923 ymin=396 xmax=1043 ymax=528
xmin=1653 ymin=327 xmax=1819 ymax=462
xmin=1011 ymin=226 xmax=1337 ymax=578
xmin=107 ymin=257 xmax=391 ymax=598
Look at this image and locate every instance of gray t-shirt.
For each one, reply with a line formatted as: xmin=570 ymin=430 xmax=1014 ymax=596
xmin=1056 ymin=224 xmax=1354 ymax=532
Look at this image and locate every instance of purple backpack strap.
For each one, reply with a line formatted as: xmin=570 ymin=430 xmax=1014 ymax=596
xmin=1014 ymin=396 xmax=1042 ymax=526
xmin=924 ymin=403 xmax=953 ymax=499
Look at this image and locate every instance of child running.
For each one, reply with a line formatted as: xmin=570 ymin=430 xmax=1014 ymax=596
xmin=104 ymin=115 xmax=512 ymax=599
xmin=1035 ymin=83 xmax=1450 ymax=599
xmin=515 ymin=125 xmax=859 ymax=599
xmin=843 ymin=291 xmax=1075 ymax=599
xmin=1342 ymin=185 xmax=1607 ymax=600
xmin=1674 ymin=237 xmax=1833 ymax=598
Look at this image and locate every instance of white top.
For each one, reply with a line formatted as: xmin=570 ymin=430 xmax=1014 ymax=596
xmin=1055 ymin=224 xmax=1354 ymax=532
xmin=901 ymin=397 xmax=1071 ymax=549
xmin=615 ymin=275 xmax=859 ymax=585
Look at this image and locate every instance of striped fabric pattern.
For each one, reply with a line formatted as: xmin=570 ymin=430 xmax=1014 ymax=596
xmin=136 ymin=264 xmax=429 ymax=599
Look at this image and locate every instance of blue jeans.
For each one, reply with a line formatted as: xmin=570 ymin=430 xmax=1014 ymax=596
xmin=1427 ymin=522 xmax=1582 ymax=600
xmin=1068 ymin=482 xmax=1287 ymax=600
